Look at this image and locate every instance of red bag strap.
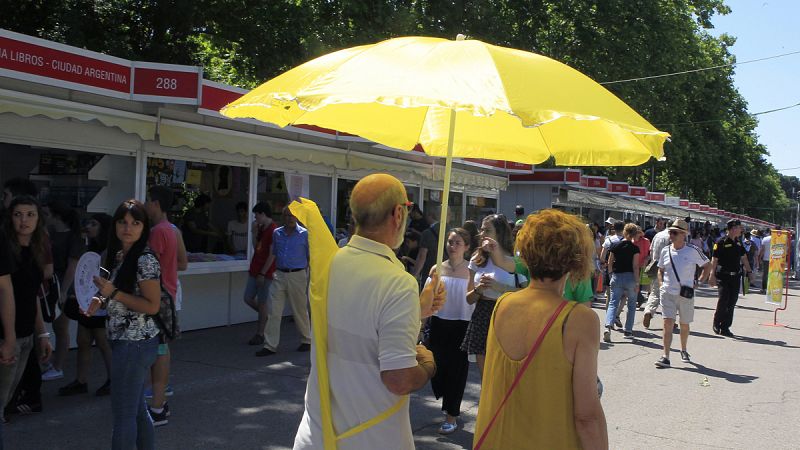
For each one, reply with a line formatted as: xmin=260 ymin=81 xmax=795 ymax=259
xmin=474 ymin=300 xmax=569 ymax=450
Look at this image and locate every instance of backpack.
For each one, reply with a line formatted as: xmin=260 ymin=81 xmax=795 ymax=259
xmin=143 ymin=251 xmax=180 ymax=340
xmin=603 ymin=236 xmax=621 ymax=264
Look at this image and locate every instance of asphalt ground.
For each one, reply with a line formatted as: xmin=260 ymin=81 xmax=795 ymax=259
xmin=6 ymin=274 xmax=800 ymax=449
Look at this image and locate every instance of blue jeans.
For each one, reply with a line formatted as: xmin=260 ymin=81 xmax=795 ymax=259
xmin=606 ymin=272 xmax=638 ymax=332
xmin=111 ymin=336 xmax=159 ymax=450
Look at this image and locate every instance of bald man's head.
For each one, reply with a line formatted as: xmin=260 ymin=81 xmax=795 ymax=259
xmin=350 ymin=174 xmax=408 ymax=232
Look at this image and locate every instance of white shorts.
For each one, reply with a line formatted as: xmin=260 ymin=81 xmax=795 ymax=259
xmin=659 ymin=290 xmax=695 ymax=323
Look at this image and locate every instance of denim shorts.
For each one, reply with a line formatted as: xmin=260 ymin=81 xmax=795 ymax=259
xmin=244 ymin=275 xmax=272 ymax=305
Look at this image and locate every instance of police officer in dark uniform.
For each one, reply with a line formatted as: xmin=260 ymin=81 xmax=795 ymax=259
xmin=709 ymin=219 xmax=755 ymax=337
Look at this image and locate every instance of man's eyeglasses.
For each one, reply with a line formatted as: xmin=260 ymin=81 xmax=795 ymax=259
xmin=399 ymin=201 xmax=414 ymax=213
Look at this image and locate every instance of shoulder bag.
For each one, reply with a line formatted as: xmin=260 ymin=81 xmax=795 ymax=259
xmin=37 ymin=274 xmax=61 ymax=323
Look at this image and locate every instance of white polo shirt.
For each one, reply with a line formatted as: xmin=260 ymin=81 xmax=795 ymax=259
xmin=293 ymin=235 xmax=420 ymax=450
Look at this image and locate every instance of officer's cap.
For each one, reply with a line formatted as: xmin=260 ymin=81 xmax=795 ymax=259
xmin=726 ymin=219 xmax=741 ymax=230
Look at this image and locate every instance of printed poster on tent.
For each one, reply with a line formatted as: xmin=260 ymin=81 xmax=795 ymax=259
xmin=766 ymin=231 xmax=788 ymax=306
xmin=285 ymin=173 xmax=309 ymax=202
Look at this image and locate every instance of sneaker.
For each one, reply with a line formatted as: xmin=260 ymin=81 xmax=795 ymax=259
xmin=96 ymin=379 xmax=111 ymax=397
xmin=655 ymin=356 xmax=671 ymax=368
xmin=247 ymin=334 xmax=265 ymax=346
xmin=680 ymin=351 xmax=691 ymax=363
xmin=437 ymin=421 xmax=457 ymax=435
xmin=643 ymin=312 xmax=652 ymax=329
xmin=41 ymin=367 xmax=64 ymax=381
xmin=144 ymin=384 xmax=174 ymax=399
xmin=614 ymin=318 xmax=623 ymax=329
xmin=58 ymin=380 xmax=88 ymax=396
xmin=148 ymin=403 xmax=168 ymax=427
xmin=624 ymin=331 xmax=633 ymax=339
xmin=603 ymin=327 xmax=611 ymax=343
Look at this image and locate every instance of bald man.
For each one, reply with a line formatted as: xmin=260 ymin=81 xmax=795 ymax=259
xmin=293 ymin=174 xmax=445 ymax=450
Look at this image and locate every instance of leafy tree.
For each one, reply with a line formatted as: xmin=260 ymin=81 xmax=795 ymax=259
xmin=0 ymin=0 xmax=789 ymax=223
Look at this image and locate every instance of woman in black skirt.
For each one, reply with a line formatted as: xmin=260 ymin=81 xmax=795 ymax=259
xmin=425 ymin=228 xmax=474 ymax=434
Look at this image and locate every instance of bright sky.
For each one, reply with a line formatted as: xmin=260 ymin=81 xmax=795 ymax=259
xmin=710 ymin=0 xmax=800 ymax=177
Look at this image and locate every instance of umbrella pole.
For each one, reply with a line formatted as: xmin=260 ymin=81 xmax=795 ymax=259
xmin=434 ymin=109 xmax=457 ymax=283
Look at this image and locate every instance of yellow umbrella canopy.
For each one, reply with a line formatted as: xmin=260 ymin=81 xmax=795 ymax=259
xmin=222 ymin=35 xmax=669 ymax=166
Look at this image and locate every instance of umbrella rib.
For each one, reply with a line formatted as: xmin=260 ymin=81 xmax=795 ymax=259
xmin=537 ymin=126 xmax=556 ymax=164
xmin=416 ymin=105 xmax=432 ymax=153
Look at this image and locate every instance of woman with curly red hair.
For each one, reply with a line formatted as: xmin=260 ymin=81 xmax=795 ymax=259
xmin=474 ymin=209 xmax=607 ymax=450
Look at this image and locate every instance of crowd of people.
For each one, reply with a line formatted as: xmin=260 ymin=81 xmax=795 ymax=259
xmin=596 ymin=215 xmax=785 ymax=369
xmin=0 ymin=170 xmax=793 ymax=449
xmin=0 ymin=178 xmax=188 ymax=449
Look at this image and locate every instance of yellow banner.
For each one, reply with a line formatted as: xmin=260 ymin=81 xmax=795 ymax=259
xmin=766 ymin=231 xmax=789 ymax=305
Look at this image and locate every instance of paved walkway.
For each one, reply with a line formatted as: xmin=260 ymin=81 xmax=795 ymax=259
xmin=7 ymin=278 xmax=800 ymax=449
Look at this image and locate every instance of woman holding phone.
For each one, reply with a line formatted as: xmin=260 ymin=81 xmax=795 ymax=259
xmin=84 ymin=200 xmax=161 ymax=449
xmin=461 ymin=214 xmax=523 ymax=377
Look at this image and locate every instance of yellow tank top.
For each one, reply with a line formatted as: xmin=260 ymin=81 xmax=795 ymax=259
xmin=473 ymin=296 xmax=581 ymax=450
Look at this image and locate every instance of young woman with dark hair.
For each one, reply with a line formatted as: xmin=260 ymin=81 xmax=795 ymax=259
xmin=86 ymin=213 xmax=112 ymax=254
xmin=461 ymin=220 xmax=480 ymax=258
xmin=425 ymin=228 xmax=475 ymax=434
xmin=0 ymin=196 xmax=53 ymax=420
xmin=59 ymin=213 xmax=113 ymax=397
xmin=84 ymin=199 xmax=162 ymax=449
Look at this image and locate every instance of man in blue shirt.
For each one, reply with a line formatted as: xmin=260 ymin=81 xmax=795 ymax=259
xmin=257 ymin=207 xmax=312 ymax=356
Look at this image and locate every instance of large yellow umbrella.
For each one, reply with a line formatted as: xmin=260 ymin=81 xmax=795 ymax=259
xmin=222 ymin=35 xmax=668 ymax=448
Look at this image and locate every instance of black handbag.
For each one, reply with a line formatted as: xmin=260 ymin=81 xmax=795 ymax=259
xmin=668 ymin=246 xmax=694 ymax=299
xmin=37 ymin=274 xmax=61 ymax=323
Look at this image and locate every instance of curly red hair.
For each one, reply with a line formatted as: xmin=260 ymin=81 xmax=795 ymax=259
xmin=515 ymin=209 xmax=595 ymax=282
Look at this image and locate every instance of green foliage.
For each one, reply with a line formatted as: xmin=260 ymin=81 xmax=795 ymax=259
xmin=0 ymin=0 xmax=789 ymax=223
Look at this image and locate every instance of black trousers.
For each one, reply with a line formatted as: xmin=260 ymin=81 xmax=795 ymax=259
xmin=428 ymin=316 xmax=470 ymax=417
xmin=714 ymin=274 xmax=740 ymax=331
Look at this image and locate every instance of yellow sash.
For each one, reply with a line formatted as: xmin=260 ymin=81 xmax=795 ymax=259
xmin=290 ymin=199 xmax=407 ymax=449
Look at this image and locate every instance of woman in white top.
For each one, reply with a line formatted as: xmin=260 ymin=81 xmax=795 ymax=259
xmin=461 ymin=214 xmax=523 ymax=377
xmin=426 ymin=228 xmax=475 ymax=435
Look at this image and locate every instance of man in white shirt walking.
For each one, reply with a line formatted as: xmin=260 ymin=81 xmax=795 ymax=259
xmin=655 ymin=219 xmax=710 ymax=368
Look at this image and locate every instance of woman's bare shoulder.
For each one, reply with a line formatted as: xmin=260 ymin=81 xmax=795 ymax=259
xmin=565 ymin=303 xmax=600 ymax=339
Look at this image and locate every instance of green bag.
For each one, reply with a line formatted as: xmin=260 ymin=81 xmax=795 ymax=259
xmin=640 ymin=267 xmax=651 ymax=286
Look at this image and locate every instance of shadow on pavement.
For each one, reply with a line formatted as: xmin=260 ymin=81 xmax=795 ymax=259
xmin=694 ymin=305 xmax=716 ymax=311
xmin=689 ymin=331 xmax=724 ymax=339
xmin=676 ymin=362 xmax=758 ymax=384
xmin=731 ymin=334 xmax=800 ymax=348
xmin=735 ymin=305 xmax=772 ymax=312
